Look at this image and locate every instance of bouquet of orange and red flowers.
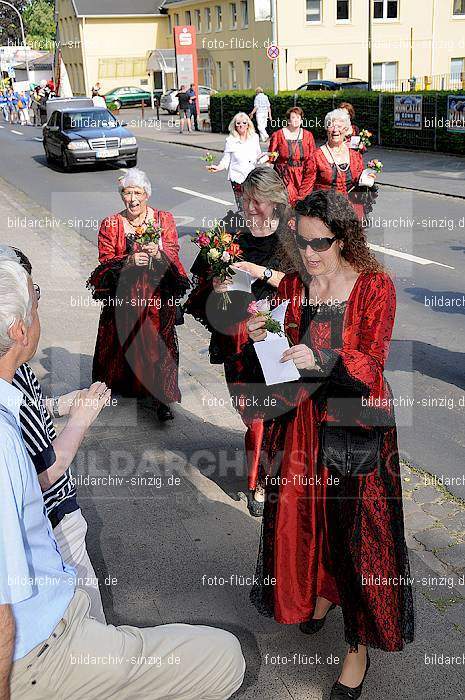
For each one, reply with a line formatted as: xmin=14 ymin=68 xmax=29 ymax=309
xmin=192 ymin=223 xmax=242 ymax=309
xmin=359 ymin=129 xmax=373 ymax=149
xmin=134 ymin=220 xmax=163 ymax=270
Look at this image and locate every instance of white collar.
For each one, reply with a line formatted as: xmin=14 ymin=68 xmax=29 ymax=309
xmin=0 ymin=378 xmax=23 ymax=426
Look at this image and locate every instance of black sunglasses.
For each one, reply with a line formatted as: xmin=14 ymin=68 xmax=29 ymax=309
xmin=294 ymin=232 xmax=338 ymax=252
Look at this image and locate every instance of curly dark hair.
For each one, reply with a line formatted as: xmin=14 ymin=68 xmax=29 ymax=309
xmin=290 ymin=190 xmax=384 ymax=277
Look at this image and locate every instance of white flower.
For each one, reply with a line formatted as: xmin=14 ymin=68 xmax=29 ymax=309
xmin=256 ymin=299 xmax=270 ymax=313
xmin=221 ymin=251 xmax=231 ymax=263
xmin=208 ymin=249 xmax=221 ymax=261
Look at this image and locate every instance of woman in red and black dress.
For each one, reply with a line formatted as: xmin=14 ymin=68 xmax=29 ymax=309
xmin=339 ymin=101 xmax=360 ymax=137
xmin=88 ymin=168 xmax=189 ymax=422
xmin=269 ymin=106 xmax=316 ymax=207
xmin=235 ymin=191 xmax=413 ymax=699
xmin=312 ymin=109 xmax=375 ymax=221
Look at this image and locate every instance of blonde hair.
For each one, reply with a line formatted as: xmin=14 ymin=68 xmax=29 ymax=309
xmin=242 ymin=166 xmax=289 ymax=207
xmin=228 ymin=112 xmax=256 ymax=139
xmin=255 ymin=86 xmax=264 ymax=93
xmin=325 ymin=108 xmax=352 ymax=133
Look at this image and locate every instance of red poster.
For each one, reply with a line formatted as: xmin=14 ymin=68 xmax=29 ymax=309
xmin=174 ymin=25 xmax=200 ymax=115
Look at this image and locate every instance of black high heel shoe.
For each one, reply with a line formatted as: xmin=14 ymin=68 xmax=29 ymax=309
xmin=156 ymin=403 xmax=174 ymax=422
xmin=299 ymin=603 xmax=336 ymax=635
xmin=330 ymin=653 xmax=370 ymax=699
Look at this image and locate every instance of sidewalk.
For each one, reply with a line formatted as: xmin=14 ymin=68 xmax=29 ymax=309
xmin=124 ymin=108 xmax=465 ymax=199
xmin=1 ymin=176 xmax=465 ymax=699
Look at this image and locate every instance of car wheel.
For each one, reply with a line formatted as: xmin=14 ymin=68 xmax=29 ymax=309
xmin=126 ymin=157 xmax=138 ymax=167
xmin=62 ymin=148 xmax=73 ymax=172
xmin=114 ymin=100 xmax=122 ymax=110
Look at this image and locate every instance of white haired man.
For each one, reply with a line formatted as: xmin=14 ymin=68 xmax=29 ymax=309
xmin=0 ymin=256 xmax=245 ymax=698
xmin=249 ymin=87 xmax=271 ymax=142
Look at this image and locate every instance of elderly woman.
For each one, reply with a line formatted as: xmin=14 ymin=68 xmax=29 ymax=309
xmin=312 ymin=109 xmax=375 ymax=220
xmin=185 ymin=166 xmax=296 ymax=515
xmin=269 ymin=106 xmax=316 ymax=207
xmin=88 ymin=168 xmax=189 ymax=422
xmin=236 ymin=190 xmax=413 ymax=698
xmin=208 ymin=112 xmax=267 ymax=211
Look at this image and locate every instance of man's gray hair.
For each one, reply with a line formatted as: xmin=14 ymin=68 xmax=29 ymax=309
xmin=0 ymin=252 xmax=32 ymax=357
xmin=118 ymin=168 xmax=152 ymax=198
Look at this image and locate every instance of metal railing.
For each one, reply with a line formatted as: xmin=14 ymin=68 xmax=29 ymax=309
xmin=374 ymin=73 xmax=465 ymax=92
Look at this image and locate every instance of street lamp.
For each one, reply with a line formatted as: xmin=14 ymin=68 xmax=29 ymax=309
xmin=0 ymin=0 xmax=31 ymax=86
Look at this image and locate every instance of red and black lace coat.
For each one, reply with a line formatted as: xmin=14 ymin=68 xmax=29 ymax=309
xmin=88 ymin=210 xmax=189 ymax=402
xmin=269 ymin=128 xmax=316 ymax=207
xmin=229 ymin=271 xmax=414 ymax=651
xmin=313 ymin=146 xmax=366 ymax=220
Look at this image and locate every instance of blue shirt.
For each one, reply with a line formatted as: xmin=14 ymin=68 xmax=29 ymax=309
xmin=0 ymin=379 xmax=76 ymax=661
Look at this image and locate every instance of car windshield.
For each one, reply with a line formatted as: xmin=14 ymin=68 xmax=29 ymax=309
xmin=63 ymin=110 xmax=118 ymax=130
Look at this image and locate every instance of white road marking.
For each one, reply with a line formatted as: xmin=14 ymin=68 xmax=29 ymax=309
xmin=173 ymin=186 xmax=233 ymax=206
xmin=369 ymin=243 xmax=454 ymax=269
xmin=11 ymin=130 xmax=23 ymax=135
xmin=33 ymin=137 xmax=43 ymax=142
xmin=119 ymin=167 xmax=128 ymax=173
xmin=0 ymin=125 xmax=4 ymax=128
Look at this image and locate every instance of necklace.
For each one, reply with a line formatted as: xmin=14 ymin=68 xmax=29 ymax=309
xmin=325 ymin=143 xmax=350 ymax=173
xmin=126 ymin=210 xmax=149 ymax=229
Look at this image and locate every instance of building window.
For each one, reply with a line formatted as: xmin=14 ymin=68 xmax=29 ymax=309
xmin=243 ymin=60 xmax=251 ymax=88
xmin=229 ymin=61 xmax=237 ymax=88
xmin=307 ymin=69 xmax=322 ymax=81
xmin=451 ymin=57 xmax=465 ymax=79
xmin=336 ymin=0 xmax=350 ymax=21
xmin=306 ymin=0 xmax=322 ymax=22
xmin=216 ymin=5 xmax=223 ymax=30
xmin=205 ymin=7 xmax=212 ymax=32
xmin=195 ymin=9 xmax=202 ymax=31
xmin=241 ymin=0 xmax=249 ymax=27
xmin=185 ymin=10 xmax=192 ymax=25
xmin=168 ymin=15 xmax=172 ymax=33
xmin=174 ymin=13 xmax=179 ymax=26
xmin=453 ymin=0 xmax=465 ymax=15
xmin=336 ymin=63 xmax=351 ymax=78
xmin=373 ymin=0 xmax=398 ymax=19
xmin=230 ymin=3 xmax=238 ymax=28
xmin=373 ymin=61 xmax=398 ymax=87
xmin=216 ymin=61 xmax=223 ymax=89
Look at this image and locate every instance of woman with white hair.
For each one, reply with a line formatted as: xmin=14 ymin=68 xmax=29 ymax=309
xmin=88 ymin=168 xmax=189 ymax=422
xmin=208 ymin=112 xmax=267 ymax=211
xmin=311 ymin=109 xmax=375 ymax=220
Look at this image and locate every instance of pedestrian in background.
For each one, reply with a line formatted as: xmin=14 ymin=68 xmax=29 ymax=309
xmin=250 ymin=87 xmax=272 ymax=142
xmin=17 ymin=91 xmax=30 ymax=126
xmin=187 ymin=83 xmax=199 ymax=131
xmin=177 ymin=85 xmax=193 ymax=134
xmin=0 ymin=89 xmax=9 ymax=122
xmin=339 ymin=101 xmax=360 ymax=136
xmin=6 ymin=87 xmax=19 ymax=124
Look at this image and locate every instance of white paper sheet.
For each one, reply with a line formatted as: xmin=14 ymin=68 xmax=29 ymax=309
xmin=350 ymin=135 xmax=361 ymax=149
xmin=254 ymin=335 xmax=301 ymax=386
xmin=359 ymin=169 xmax=376 ymax=188
xmin=229 ymin=268 xmax=253 ymax=293
xmin=269 ymin=300 xmax=290 ymax=328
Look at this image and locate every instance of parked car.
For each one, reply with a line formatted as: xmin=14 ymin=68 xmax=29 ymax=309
xmin=104 ymin=86 xmax=161 ymax=109
xmin=297 ymin=78 xmax=369 ymax=91
xmin=160 ymin=86 xmax=218 ymax=114
xmin=43 ymin=107 xmax=138 ymax=171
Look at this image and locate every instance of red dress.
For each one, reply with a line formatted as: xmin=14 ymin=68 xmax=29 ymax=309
xmin=230 ymin=272 xmax=414 ymax=651
xmin=313 ymin=146 xmax=365 ymax=220
xmin=88 ymin=209 xmax=189 ymax=402
xmin=269 ymin=129 xmax=316 ymax=206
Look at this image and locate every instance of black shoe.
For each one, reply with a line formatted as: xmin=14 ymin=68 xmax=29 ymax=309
xmin=156 ymin=403 xmax=174 ymax=422
xmin=299 ymin=603 xmax=336 ymax=635
xmin=330 ymin=653 xmax=370 ymax=699
xmin=247 ymin=491 xmax=264 ymax=517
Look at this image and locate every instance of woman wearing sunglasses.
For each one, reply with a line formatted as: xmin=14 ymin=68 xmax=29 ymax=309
xmin=207 ymin=112 xmax=268 ymax=211
xmin=185 ymin=166 xmax=296 ymax=516
xmin=236 ymin=190 xmax=413 ymax=698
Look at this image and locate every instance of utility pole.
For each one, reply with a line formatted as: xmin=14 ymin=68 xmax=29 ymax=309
xmin=368 ymin=0 xmax=372 ymax=90
xmin=0 ymin=1 xmax=31 ymax=86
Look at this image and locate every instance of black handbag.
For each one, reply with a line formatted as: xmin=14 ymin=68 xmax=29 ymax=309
xmin=320 ymin=425 xmax=381 ymax=478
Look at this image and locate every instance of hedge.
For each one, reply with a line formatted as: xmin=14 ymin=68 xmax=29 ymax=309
xmin=210 ymin=89 xmax=465 ymax=156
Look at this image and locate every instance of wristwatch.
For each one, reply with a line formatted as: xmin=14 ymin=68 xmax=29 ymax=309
xmin=51 ymin=396 xmax=60 ymax=418
xmin=263 ymin=268 xmax=273 ymax=281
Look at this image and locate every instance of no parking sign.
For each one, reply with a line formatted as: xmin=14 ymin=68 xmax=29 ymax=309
xmin=266 ymin=45 xmax=280 ymax=61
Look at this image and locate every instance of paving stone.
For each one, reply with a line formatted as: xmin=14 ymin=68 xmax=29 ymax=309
xmin=405 ymin=510 xmax=436 ymax=532
xmin=412 ymin=486 xmax=442 ymax=505
xmin=442 ymin=512 xmax=465 ymax=534
xmin=436 ymin=543 xmax=465 ymax=570
xmin=422 ymin=502 xmax=460 ymax=519
xmin=400 ymin=472 xmax=424 ymax=488
xmin=414 ymin=527 xmax=456 ymax=552
xmin=402 ymin=499 xmax=422 ymax=516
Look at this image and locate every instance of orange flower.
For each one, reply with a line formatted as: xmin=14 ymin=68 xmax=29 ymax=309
xmin=221 ymin=232 xmax=232 ymax=244
xmin=227 ymin=243 xmax=241 ymax=257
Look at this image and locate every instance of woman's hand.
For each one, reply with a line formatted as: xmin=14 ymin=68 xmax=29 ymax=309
xmin=68 ymin=382 xmax=112 ymax=429
xmin=232 ymin=261 xmax=265 ymax=280
xmin=212 ymin=276 xmax=232 ymax=293
xmin=56 ymin=390 xmax=80 ymax=417
xmin=247 ymin=316 xmax=267 ymax=342
xmin=134 ymin=251 xmax=150 ymax=266
xmin=144 ymin=243 xmax=161 ymax=259
xmin=281 ymin=344 xmax=316 ymax=370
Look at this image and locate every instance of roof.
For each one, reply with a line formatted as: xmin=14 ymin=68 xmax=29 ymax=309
xmin=72 ymin=1 xmax=162 ymax=16
xmin=13 ymin=52 xmax=54 ymax=70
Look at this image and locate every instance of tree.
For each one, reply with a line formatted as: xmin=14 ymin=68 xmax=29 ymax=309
xmin=23 ymin=0 xmax=56 ymax=51
xmin=0 ymin=1 xmax=28 ymax=45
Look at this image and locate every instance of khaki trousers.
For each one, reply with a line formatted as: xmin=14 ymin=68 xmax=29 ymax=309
xmin=10 ymin=590 xmax=245 ymax=700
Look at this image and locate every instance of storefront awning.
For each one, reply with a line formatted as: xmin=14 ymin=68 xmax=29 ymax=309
xmin=147 ymin=49 xmax=176 ymax=74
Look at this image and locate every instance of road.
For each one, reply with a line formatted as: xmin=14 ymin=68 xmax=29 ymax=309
xmin=0 ymin=121 xmax=464 ymax=498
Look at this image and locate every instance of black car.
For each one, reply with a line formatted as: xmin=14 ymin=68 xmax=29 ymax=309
xmin=43 ymin=107 xmax=138 ymax=171
xmin=298 ymin=78 xmax=369 ymax=91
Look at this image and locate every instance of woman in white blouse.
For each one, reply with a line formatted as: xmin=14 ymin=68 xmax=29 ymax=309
xmin=208 ymin=112 xmax=267 ymax=211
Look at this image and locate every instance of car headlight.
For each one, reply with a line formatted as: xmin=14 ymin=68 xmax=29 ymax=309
xmin=120 ymin=137 xmax=137 ymax=146
xmin=67 ymin=141 xmax=88 ymax=151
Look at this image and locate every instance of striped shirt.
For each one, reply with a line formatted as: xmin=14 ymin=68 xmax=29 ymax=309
xmin=12 ymin=364 xmax=78 ymax=528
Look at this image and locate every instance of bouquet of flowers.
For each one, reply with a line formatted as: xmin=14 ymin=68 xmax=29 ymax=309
xmin=247 ymin=299 xmax=282 ymax=335
xmin=133 ymin=221 xmax=162 ymax=270
xmin=359 ymin=129 xmax=373 ymax=149
xmin=192 ymin=224 xmax=242 ymax=309
xmin=202 ymin=152 xmax=216 ymax=168
xmin=368 ymin=159 xmax=384 ymax=173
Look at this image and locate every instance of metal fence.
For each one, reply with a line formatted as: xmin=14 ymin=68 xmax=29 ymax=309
xmin=375 ymin=73 xmax=465 ymax=93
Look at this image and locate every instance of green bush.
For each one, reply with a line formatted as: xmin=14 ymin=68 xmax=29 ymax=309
xmin=210 ymin=89 xmax=465 ymax=155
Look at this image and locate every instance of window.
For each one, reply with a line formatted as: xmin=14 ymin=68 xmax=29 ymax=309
xmin=243 ymin=60 xmax=251 ymax=88
xmin=174 ymin=13 xmax=179 ymax=26
xmin=306 ymin=0 xmax=322 ymax=22
xmin=185 ymin=10 xmax=192 ymax=25
xmin=336 ymin=0 xmax=350 ymax=21
xmin=205 ymin=7 xmax=212 ymax=31
xmin=168 ymin=15 xmax=172 ymax=33
xmin=195 ymin=9 xmax=202 ymax=31
xmin=307 ymin=69 xmax=322 ymax=81
xmin=241 ymin=0 xmax=249 ymax=27
xmin=373 ymin=61 xmax=398 ymax=87
xmin=373 ymin=0 xmax=398 ymax=19
xmin=453 ymin=0 xmax=465 ymax=15
xmin=230 ymin=3 xmax=238 ymax=28
xmin=336 ymin=64 xmax=351 ymax=78
xmin=451 ymin=57 xmax=465 ymax=84
xmin=216 ymin=5 xmax=223 ymax=30
xmin=229 ymin=61 xmax=237 ymax=88
xmin=216 ymin=61 xmax=223 ymax=89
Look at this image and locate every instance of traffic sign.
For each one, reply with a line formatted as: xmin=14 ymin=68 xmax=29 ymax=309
xmin=266 ymin=45 xmax=280 ymax=61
